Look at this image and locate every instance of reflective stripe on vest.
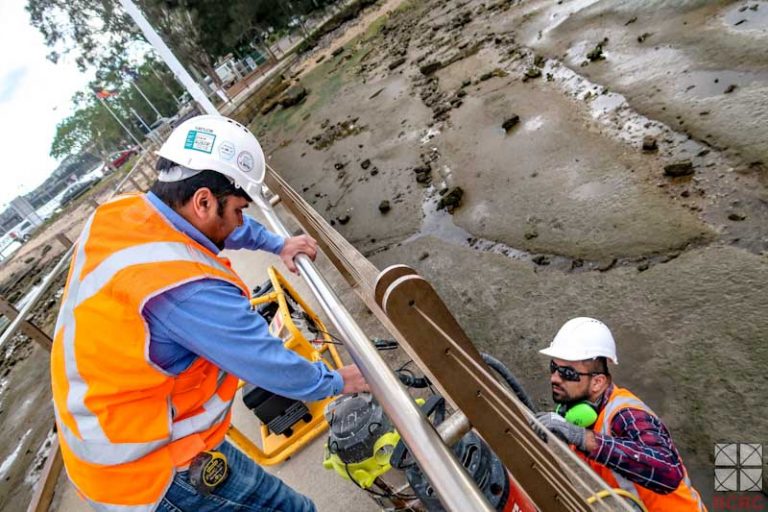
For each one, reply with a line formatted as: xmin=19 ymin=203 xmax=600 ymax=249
xmin=86 ymin=499 xmax=155 ymax=512
xmin=55 ymin=212 xmax=236 ymax=466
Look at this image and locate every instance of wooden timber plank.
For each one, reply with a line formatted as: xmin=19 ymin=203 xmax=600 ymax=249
xmin=373 ymin=264 xmax=416 ymax=306
xmin=26 ymin=436 xmax=63 ymax=512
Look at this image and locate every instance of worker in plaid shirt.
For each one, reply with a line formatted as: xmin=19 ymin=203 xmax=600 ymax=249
xmin=533 ymin=318 xmax=707 ymax=511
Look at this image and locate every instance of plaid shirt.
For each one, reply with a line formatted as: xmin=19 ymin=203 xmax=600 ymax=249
xmin=588 ymin=386 xmax=686 ymax=494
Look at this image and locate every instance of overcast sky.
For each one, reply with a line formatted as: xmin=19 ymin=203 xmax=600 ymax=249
xmin=0 ymin=0 xmax=94 ymax=209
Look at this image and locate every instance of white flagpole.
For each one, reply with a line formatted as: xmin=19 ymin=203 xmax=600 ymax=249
xmin=119 ymin=0 xmax=218 ymax=115
xmin=98 ymin=95 xmax=146 ymax=150
xmin=129 ymin=79 xmax=163 ymax=119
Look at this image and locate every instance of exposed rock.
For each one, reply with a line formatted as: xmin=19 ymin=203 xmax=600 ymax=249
xmin=370 ymin=167 xmax=379 ymax=176
xmin=420 ymin=61 xmax=444 ymax=75
xmin=418 ymin=252 xmax=430 ymax=261
xmin=642 ymin=135 xmax=658 ymax=152
xmin=450 ymin=10 xmax=472 ymax=29
xmin=361 ymin=159 xmax=371 ymax=169
xmin=389 ymin=57 xmax=407 ymax=70
xmin=724 ymin=84 xmax=737 ymax=94
xmin=260 ymin=99 xmax=279 ymax=115
xmin=664 ymin=160 xmax=695 ymax=177
xmin=502 ymin=115 xmax=520 ymax=132
xmin=479 ymin=68 xmax=508 ymax=81
xmin=597 ymin=258 xmax=618 ymax=272
xmin=437 ymin=187 xmax=464 ymax=213
xmin=413 ymin=165 xmax=432 ymax=184
xmin=334 ymin=162 xmax=345 ymax=170
xmin=337 ymin=215 xmax=351 ymax=225
xmin=524 ymin=225 xmax=539 ymax=240
xmin=637 ymin=32 xmax=652 ymax=43
xmin=308 ymin=119 xmax=365 ymax=150
xmin=523 ymin=67 xmax=542 ymax=80
xmin=532 ymin=255 xmax=550 ymax=266
xmin=728 ymin=212 xmax=747 ymax=221
xmin=378 ymin=200 xmax=391 ymax=214
xmin=369 ymin=88 xmax=385 ymax=99
xmin=433 ymin=102 xmax=453 ymax=117
xmin=278 ymin=86 xmax=308 ymax=108
xmin=416 ymin=172 xmax=432 ymax=184
xmin=586 ymin=41 xmax=606 ymax=61
xmin=332 ymin=46 xmax=345 ymax=57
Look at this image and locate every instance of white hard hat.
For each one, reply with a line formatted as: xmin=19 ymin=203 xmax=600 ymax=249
xmin=539 ymin=317 xmax=618 ymax=365
xmin=156 ymin=115 xmax=265 ymax=199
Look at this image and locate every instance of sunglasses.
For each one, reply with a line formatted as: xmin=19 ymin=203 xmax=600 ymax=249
xmin=549 ymin=360 xmax=605 ymax=382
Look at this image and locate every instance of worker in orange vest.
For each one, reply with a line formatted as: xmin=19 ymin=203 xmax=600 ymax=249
xmin=533 ymin=317 xmax=707 ymax=511
xmin=51 ymin=115 xmax=368 ymax=511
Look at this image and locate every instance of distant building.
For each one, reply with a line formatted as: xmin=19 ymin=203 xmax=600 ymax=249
xmin=9 ymin=197 xmax=43 ymax=227
xmin=0 ymin=151 xmax=100 ymax=236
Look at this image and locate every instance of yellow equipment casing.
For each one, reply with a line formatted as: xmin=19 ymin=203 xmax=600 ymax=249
xmin=227 ymin=266 xmax=343 ymax=465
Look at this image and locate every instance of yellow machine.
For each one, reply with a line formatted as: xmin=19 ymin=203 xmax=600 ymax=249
xmin=227 ymin=266 xmax=343 ymax=465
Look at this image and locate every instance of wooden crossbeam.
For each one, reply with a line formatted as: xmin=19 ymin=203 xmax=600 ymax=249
xmin=0 ymin=298 xmax=53 ymax=352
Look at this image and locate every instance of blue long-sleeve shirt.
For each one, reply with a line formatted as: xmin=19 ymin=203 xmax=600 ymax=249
xmin=142 ymin=192 xmax=343 ymax=401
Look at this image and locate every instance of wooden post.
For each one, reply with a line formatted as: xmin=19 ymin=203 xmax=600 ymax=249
xmin=55 ymin=233 xmax=73 ymax=249
xmin=26 ymin=436 xmax=63 ymax=512
xmin=0 ymin=297 xmax=53 ymax=351
xmin=139 ymin=168 xmax=154 ymax=183
xmin=128 ymin=176 xmax=143 ymax=191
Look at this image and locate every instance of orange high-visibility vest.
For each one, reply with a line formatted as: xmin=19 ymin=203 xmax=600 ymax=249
xmin=51 ymin=194 xmax=251 ymax=511
xmin=577 ymin=386 xmax=707 ymax=512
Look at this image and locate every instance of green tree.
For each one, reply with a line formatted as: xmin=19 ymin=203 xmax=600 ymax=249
xmin=50 ymin=95 xmax=128 ymax=160
xmin=26 ymin=0 xmax=341 ymax=91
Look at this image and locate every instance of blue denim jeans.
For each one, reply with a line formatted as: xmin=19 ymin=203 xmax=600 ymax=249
xmin=158 ymin=441 xmax=317 ymax=512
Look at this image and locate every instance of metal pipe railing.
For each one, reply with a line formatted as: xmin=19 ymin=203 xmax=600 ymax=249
xmin=253 ymin=193 xmax=493 ymax=512
xmin=0 ymin=243 xmax=75 ymax=349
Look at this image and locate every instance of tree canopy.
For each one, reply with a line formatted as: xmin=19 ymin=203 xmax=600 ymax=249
xmin=26 ymin=0 xmax=341 ymax=88
xmin=50 ymin=59 xmax=182 ymax=160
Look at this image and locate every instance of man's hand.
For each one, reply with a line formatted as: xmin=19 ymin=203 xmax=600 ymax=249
xmin=532 ymin=412 xmax=589 ymax=452
xmin=338 ymin=365 xmax=369 ymax=394
xmin=279 ymin=234 xmax=318 ymax=274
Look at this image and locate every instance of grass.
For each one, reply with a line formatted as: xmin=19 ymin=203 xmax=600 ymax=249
xmin=253 ymin=7 xmax=395 ymax=138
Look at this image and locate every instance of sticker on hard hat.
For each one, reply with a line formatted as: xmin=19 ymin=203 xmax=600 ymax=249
xmin=237 ymin=151 xmax=255 ymax=172
xmin=219 ymin=141 xmax=235 ymax=161
xmin=184 ymin=130 xmax=216 ymax=154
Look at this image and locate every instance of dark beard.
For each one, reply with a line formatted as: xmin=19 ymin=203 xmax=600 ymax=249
xmin=552 ymin=388 xmax=591 ymax=405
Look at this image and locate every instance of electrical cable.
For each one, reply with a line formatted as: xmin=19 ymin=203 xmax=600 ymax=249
xmin=480 ymin=352 xmax=537 ymax=412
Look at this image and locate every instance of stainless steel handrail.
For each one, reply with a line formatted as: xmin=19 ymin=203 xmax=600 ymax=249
xmin=254 ymin=193 xmax=494 ymax=512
